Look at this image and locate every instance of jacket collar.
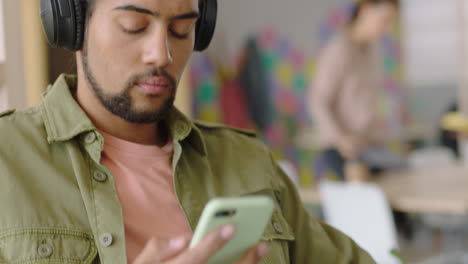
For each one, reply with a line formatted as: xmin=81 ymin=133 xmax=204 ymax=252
xmin=41 ymin=74 xmax=207 ymax=155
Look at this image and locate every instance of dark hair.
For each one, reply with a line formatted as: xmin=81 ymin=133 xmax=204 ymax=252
xmin=349 ymin=0 xmax=399 ymax=24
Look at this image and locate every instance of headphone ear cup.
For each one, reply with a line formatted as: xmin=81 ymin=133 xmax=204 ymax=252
xmin=40 ymin=0 xmax=85 ymax=51
xmin=40 ymin=0 xmax=60 ymax=47
xmin=194 ymin=0 xmax=217 ymax=51
xmin=71 ymin=0 xmax=85 ymax=50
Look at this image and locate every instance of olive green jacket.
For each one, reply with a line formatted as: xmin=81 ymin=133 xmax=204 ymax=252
xmin=0 ymin=75 xmax=375 ymax=263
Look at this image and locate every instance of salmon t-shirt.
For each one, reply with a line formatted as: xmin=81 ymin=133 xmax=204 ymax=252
xmin=99 ymin=130 xmax=192 ymax=262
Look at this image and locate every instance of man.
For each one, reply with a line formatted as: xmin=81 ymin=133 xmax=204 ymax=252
xmin=0 ymin=0 xmax=375 ymax=263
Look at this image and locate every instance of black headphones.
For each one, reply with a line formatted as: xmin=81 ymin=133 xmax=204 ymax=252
xmin=39 ymin=0 xmax=217 ymax=51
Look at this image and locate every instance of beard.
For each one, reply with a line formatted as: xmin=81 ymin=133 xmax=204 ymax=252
xmin=81 ymin=45 xmax=176 ymax=124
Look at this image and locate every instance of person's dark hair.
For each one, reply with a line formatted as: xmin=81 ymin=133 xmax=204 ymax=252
xmin=349 ymin=0 xmax=399 ymax=24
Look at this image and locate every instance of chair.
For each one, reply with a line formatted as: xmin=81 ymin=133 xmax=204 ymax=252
xmin=319 ymin=181 xmax=400 ymax=264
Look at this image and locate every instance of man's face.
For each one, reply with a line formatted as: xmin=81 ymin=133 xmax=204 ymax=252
xmin=81 ymin=0 xmax=198 ymax=123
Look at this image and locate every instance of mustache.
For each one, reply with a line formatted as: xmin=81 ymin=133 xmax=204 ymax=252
xmin=126 ymin=68 xmax=176 ymax=89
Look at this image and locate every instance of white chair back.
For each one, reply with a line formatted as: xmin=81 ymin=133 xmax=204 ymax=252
xmin=319 ymin=181 xmax=400 ymax=264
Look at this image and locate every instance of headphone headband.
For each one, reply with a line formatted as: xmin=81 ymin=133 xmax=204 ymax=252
xmin=40 ymin=0 xmax=217 ymax=51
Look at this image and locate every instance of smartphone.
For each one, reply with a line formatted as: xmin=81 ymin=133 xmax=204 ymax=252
xmin=189 ymin=196 xmax=274 ymax=264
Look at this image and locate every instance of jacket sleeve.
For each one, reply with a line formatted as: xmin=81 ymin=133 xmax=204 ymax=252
xmin=270 ymin=154 xmax=376 ymax=263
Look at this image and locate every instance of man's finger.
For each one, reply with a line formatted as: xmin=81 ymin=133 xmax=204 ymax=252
xmin=133 ymin=236 xmax=188 ymax=264
xmin=175 ymin=224 xmax=236 ymax=264
xmin=235 ymin=242 xmax=269 ymax=264
xmin=160 ymin=237 xmax=189 ymax=261
xmin=133 ymin=238 xmax=160 ymax=264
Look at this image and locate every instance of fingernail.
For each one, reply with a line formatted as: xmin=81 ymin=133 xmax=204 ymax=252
xmin=220 ymin=224 xmax=236 ymax=240
xmin=257 ymin=243 xmax=269 ymax=259
xmin=168 ymin=237 xmax=186 ymax=249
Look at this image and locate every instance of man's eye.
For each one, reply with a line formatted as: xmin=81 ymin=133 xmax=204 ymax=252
xmin=117 ymin=16 xmax=148 ymax=35
xmin=170 ymin=29 xmax=190 ymax=39
xmin=123 ymin=27 xmax=147 ymax=34
xmin=170 ymin=22 xmax=194 ymax=39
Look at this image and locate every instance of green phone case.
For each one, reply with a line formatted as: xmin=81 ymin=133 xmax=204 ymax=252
xmin=189 ymin=196 xmax=274 ymax=264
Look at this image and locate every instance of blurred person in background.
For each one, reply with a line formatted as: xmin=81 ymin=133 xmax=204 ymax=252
xmin=309 ymin=0 xmax=406 ymax=181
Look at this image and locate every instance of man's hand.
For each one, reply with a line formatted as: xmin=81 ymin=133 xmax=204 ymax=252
xmin=133 ymin=224 xmax=269 ymax=264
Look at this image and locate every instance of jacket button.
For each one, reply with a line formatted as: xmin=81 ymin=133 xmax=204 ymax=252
xmin=100 ymin=233 xmax=113 ymax=247
xmin=85 ymin=132 xmax=96 ymax=144
xmin=38 ymin=243 xmax=53 ymax=257
xmin=93 ymin=171 xmax=108 ymax=182
xmin=273 ymin=221 xmax=283 ymax=234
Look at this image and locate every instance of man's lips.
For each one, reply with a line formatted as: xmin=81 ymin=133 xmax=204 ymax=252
xmin=135 ymin=77 xmax=171 ymax=95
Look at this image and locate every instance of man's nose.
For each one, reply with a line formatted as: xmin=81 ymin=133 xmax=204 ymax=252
xmin=142 ymin=27 xmax=174 ymax=68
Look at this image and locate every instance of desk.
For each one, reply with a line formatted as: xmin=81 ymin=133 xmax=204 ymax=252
xmin=299 ymin=165 xmax=468 ymax=215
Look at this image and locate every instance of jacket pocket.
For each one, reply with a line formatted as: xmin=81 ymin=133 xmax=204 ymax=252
xmin=260 ymin=210 xmax=295 ymax=264
xmin=0 ymin=228 xmax=98 ymax=264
